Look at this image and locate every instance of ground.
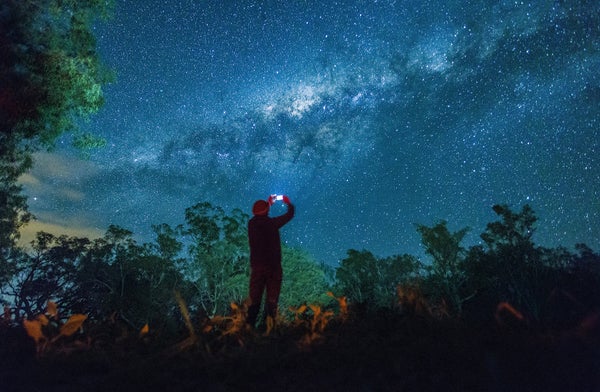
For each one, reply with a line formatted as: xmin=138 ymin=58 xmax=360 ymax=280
xmin=2 ymin=307 xmax=599 ymax=392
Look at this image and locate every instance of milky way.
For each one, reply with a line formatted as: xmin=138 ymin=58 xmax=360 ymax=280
xmin=21 ymin=1 xmax=600 ymax=265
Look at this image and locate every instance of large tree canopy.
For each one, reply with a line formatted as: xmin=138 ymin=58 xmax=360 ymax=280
xmin=0 ymin=0 xmax=112 ymax=249
xmin=1 ymin=0 xmax=113 ymax=144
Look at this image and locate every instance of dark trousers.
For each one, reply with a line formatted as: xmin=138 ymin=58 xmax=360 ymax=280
xmin=246 ymin=265 xmax=282 ymax=327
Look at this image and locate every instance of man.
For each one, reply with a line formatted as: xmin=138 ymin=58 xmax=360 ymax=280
xmin=246 ymin=195 xmax=295 ymax=327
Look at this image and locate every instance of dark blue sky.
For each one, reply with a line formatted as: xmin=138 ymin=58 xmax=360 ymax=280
xmin=20 ymin=1 xmax=599 ymax=265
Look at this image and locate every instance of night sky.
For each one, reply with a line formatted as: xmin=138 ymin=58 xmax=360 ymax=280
xmin=19 ymin=1 xmax=600 ymax=265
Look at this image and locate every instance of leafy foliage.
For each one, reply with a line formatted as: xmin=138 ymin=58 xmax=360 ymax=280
xmin=180 ymin=202 xmax=250 ymax=316
xmin=464 ymin=204 xmax=565 ymax=320
xmin=0 ymin=137 xmax=33 ymax=254
xmin=0 ymin=0 xmax=112 ymax=264
xmin=4 ymin=232 xmax=87 ymax=319
xmin=281 ymin=247 xmax=332 ymax=309
xmin=76 ymin=225 xmax=185 ymax=330
xmin=335 ymin=249 xmax=420 ymax=309
xmin=1 ymin=0 xmax=113 ymax=145
xmin=416 ymin=220 xmax=474 ymax=315
xmin=22 ymin=300 xmax=87 ymax=355
xmin=2 ymin=200 xmax=599 ymax=336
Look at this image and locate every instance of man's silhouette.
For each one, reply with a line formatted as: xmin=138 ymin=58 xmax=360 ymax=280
xmin=246 ymin=195 xmax=295 ymax=327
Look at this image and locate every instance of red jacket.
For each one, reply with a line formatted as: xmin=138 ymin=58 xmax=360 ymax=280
xmin=248 ymin=204 xmax=295 ymax=268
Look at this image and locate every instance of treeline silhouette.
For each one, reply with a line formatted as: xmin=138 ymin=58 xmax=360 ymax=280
xmin=1 ymin=202 xmax=599 ymax=391
xmin=2 ymin=202 xmax=599 ymax=330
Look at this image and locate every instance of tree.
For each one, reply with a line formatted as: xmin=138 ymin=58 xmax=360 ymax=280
xmin=0 ymin=0 xmax=112 ymax=256
xmin=565 ymin=244 xmax=600 ymax=310
xmin=181 ymin=203 xmax=250 ymax=316
xmin=76 ymin=226 xmax=139 ymax=324
xmin=1 ymin=0 xmax=113 ymax=145
xmin=335 ymin=250 xmax=378 ymax=306
xmin=480 ymin=204 xmax=537 ymax=250
xmin=335 ymin=249 xmax=419 ymax=309
xmin=0 ymin=138 xmax=33 ymax=257
xmin=150 ymin=223 xmax=184 ymax=262
xmin=2 ymin=232 xmax=90 ymax=320
xmin=416 ymin=221 xmax=473 ymax=315
xmin=76 ymin=225 xmax=185 ymax=329
xmin=130 ymin=244 xmax=187 ymax=331
xmin=465 ymin=204 xmax=559 ymax=320
xmin=280 ymin=247 xmax=332 ymax=310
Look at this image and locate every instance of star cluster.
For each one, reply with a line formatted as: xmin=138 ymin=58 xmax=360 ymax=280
xmin=22 ymin=1 xmax=600 ymax=265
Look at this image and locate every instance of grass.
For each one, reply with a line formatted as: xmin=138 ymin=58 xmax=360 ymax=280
xmin=2 ymin=299 xmax=599 ymax=392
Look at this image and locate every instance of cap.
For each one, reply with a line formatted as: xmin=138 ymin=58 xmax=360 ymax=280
xmin=252 ymin=200 xmax=269 ymax=216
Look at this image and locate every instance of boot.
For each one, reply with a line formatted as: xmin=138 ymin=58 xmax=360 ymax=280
xmin=246 ymin=304 xmax=260 ymax=327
